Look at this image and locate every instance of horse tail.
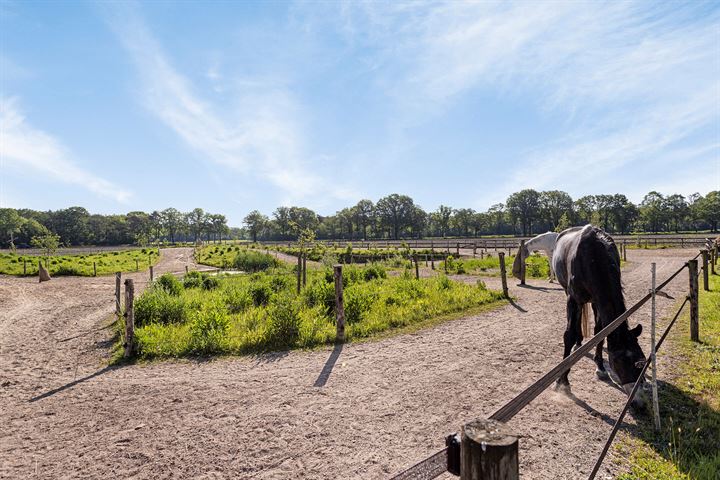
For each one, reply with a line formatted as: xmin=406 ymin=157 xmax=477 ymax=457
xmin=581 ymin=303 xmax=592 ymax=339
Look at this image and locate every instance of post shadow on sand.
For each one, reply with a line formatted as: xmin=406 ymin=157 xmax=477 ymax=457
xmin=29 ymin=365 xmax=116 ymax=403
xmin=313 ymin=343 xmax=344 ymax=388
xmin=516 ymin=283 xmax=565 ymax=292
xmin=507 ymin=297 xmax=528 ymax=312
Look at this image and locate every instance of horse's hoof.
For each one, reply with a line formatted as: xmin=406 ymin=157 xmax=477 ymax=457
xmin=595 ymin=368 xmax=609 ymax=380
xmin=554 ymin=381 xmax=571 ymax=395
xmin=572 ymin=343 xmax=583 ymax=352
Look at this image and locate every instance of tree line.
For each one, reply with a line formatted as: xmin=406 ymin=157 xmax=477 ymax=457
xmin=243 ymin=190 xmax=719 ymax=241
xmin=1 ymin=189 xmax=717 ymax=248
xmin=0 ymin=207 xmax=231 ymax=249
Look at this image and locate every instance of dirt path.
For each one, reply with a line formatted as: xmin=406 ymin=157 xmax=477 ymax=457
xmin=0 ymin=248 xmax=696 ymax=479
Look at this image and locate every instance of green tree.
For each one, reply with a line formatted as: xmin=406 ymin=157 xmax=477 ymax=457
xmin=452 ymin=208 xmax=476 ymax=236
xmin=375 ymin=194 xmax=417 ymax=240
xmin=186 ymin=208 xmax=205 ymax=243
xmin=431 ymin=205 xmax=453 ymax=237
xmin=353 ymin=199 xmax=374 ymax=240
xmin=243 ymin=210 xmax=269 ymax=242
xmin=161 ymin=208 xmax=183 ymax=243
xmin=31 ymin=232 xmax=61 ymax=260
xmin=539 ymin=190 xmax=574 ymax=231
xmin=639 ymin=192 xmax=667 ymax=233
xmin=0 ymin=208 xmax=24 ymax=250
xmin=506 ymin=189 xmax=541 ymax=236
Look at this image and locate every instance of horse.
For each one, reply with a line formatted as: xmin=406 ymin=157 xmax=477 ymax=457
xmin=552 ymin=225 xmax=647 ymax=410
xmin=512 ymin=231 xmax=559 ymax=281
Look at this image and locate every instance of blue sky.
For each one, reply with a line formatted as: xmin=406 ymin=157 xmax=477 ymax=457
xmin=1 ymin=0 xmax=719 ymax=226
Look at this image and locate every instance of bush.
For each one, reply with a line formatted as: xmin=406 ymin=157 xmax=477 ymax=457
xmin=189 ymin=302 xmax=229 ymax=354
xmin=183 ymin=270 xmax=204 ymax=289
xmin=54 ymin=265 xmax=83 ymax=276
xmin=265 ymin=295 xmax=301 ymax=349
xmin=269 ymin=275 xmax=291 ymax=292
xmin=233 ymin=251 xmax=279 ymax=272
xmin=156 ymin=273 xmax=182 ymax=296
xmin=202 ymin=276 xmax=219 ymax=290
xmin=344 ymin=287 xmax=375 ymax=324
xmin=363 ymin=264 xmax=387 ymax=281
xmin=224 ymin=286 xmax=252 ymax=313
xmin=249 ymin=283 xmax=273 ymax=306
xmin=135 ymin=290 xmax=186 ymax=326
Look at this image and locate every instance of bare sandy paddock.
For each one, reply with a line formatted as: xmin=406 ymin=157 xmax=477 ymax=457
xmin=0 ymin=247 xmax=695 ymax=479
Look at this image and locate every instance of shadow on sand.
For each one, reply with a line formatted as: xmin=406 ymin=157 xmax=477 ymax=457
xmin=313 ymin=343 xmax=344 ymax=388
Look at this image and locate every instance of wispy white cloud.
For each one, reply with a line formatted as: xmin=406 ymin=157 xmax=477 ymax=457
xmin=305 ymin=1 xmax=719 ymax=204
xmin=104 ymin=3 xmax=356 ymax=207
xmin=0 ymin=97 xmax=132 ymax=203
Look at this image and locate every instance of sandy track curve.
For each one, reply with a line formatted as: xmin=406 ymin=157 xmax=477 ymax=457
xmin=0 ymin=248 xmax=695 ymax=479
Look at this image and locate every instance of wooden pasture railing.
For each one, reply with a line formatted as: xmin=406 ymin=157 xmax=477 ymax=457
xmin=390 ymin=250 xmax=705 ymax=480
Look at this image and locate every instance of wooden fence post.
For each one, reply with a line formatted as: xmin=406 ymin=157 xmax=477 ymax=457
xmin=456 ymin=242 xmax=460 ymax=256
xmin=519 ymin=239 xmax=526 ymax=285
xmin=302 ymin=254 xmax=307 ymax=288
xmin=150 ymin=265 xmax=154 ymax=282
xmin=473 ymin=243 xmax=477 ymax=257
xmin=334 ymin=265 xmax=345 ymax=342
xmin=701 ymin=250 xmax=709 ymax=291
xmin=444 ymin=255 xmax=448 ymax=274
xmin=23 ymin=259 xmax=27 ymax=275
xmin=185 ymin=265 xmax=189 ymax=274
xmin=623 ymin=241 xmax=627 ymax=262
xmin=115 ymin=272 xmax=121 ymax=316
xmin=414 ymin=255 xmax=419 ymax=280
xmin=460 ymin=419 xmax=519 ymax=480
xmin=688 ymin=259 xmax=699 ymax=342
xmin=135 ymin=259 xmax=139 ymax=271
xmin=297 ymin=255 xmax=302 ymax=293
xmin=499 ymin=252 xmax=509 ymax=299
xmin=124 ymin=279 xmax=135 ymax=358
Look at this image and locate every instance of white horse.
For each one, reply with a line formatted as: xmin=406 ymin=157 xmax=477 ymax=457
xmin=512 ymin=231 xmax=559 ymax=281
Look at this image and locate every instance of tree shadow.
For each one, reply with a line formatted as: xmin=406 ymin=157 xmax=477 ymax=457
xmin=621 ymin=380 xmax=720 ymax=478
xmin=250 ymin=350 xmax=290 ymax=366
xmin=29 ymin=365 xmax=116 ymax=403
xmin=313 ymin=343 xmax=344 ymax=388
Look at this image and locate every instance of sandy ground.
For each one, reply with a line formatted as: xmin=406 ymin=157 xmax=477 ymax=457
xmin=0 ymin=247 xmax=698 ymax=479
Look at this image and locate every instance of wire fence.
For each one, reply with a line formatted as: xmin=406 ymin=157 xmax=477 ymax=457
xmin=391 ymin=250 xmax=706 ymax=480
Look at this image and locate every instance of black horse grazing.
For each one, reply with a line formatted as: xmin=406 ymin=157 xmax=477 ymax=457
xmin=552 ymin=225 xmax=647 ymax=409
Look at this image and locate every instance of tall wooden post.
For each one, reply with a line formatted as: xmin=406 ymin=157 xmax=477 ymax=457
xmin=473 ymin=243 xmax=477 ymax=257
xmin=461 ymin=419 xmax=519 ymax=480
xmin=519 ymin=239 xmax=526 ymax=285
xmin=498 ymin=252 xmax=509 ymax=299
xmin=296 ymin=255 xmax=302 ymax=293
xmin=149 ymin=265 xmax=154 ymax=282
xmin=185 ymin=265 xmax=189 ymax=274
xmin=124 ymin=279 xmax=135 ymax=359
xmin=115 ymin=272 xmax=121 ymax=316
xmin=701 ymin=250 xmax=709 ymax=291
xmin=456 ymin=242 xmax=460 ymax=256
xmin=414 ymin=255 xmax=419 ymax=280
xmin=135 ymin=259 xmax=139 ymax=271
xmin=334 ymin=265 xmax=345 ymax=342
xmin=650 ymin=263 xmax=660 ymax=431
xmin=302 ymin=254 xmax=307 ymax=288
xmin=23 ymin=259 xmax=27 ymax=275
xmin=93 ymin=262 xmax=97 ymax=277
xmin=688 ymin=259 xmax=699 ymax=342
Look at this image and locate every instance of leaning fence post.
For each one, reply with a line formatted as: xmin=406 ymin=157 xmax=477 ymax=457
xmin=334 ymin=265 xmax=345 ymax=342
xmin=115 ymin=272 xmax=121 ymax=316
xmin=461 ymin=419 xmax=519 ymax=480
xmin=519 ymin=239 xmax=526 ymax=285
xmin=149 ymin=265 xmax=154 ymax=282
xmin=456 ymin=242 xmax=460 ymax=256
xmin=123 ymin=279 xmax=135 ymax=359
xmin=498 ymin=252 xmax=509 ymax=298
xmin=701 ymin=250 xmax=709 ymax=291
xmin=650 ymin=263 xmax=660 ymax=431
xmin=688 ymin=259 xmax=699 ymax=342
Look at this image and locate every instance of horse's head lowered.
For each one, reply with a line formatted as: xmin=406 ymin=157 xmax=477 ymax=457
xmin=608 ymin=324 xmax=647 ymax=409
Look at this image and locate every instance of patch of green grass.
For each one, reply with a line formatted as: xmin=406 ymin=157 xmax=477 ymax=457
xmin=122 ymin=267 xmax=505 ymax=361
xmin=0 ymin=250 xmax=159 ymax=276
xmin=616 ymin=272 xmax=720 ymax=479
xmin=437 ymin=253 xmax=550 ymax=278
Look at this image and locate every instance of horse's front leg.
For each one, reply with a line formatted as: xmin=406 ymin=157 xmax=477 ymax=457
xmin=591 ymin=304 xmax=609 ymax=380
xmin=556 ymin=296 xmax=582 ymax=391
